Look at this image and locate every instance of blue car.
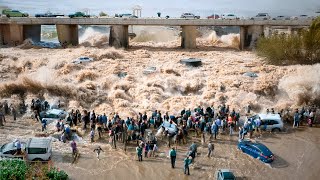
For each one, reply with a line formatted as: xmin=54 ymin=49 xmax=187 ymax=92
xmin=238 ymin=140 xmax=274 ymax=163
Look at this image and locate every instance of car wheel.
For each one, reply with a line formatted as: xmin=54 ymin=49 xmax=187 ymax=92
xmin=6 ymin=14 xmax=10 ymax=18
xmin=272 ymin=128 xmax=281 ymax=133
xmin=33 ymin=158 xmax=43 ymax=162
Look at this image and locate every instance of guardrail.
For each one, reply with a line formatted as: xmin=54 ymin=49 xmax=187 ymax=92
xmin=0 ymin=17 xmax=313 ymax=26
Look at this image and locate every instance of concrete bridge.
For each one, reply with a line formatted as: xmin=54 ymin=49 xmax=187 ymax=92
xmin=0 ymin=17 xmax=312 ymax=49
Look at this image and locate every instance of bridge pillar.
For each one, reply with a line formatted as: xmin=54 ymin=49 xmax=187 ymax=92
xmin=109 ymin=25 xmax=129 ymax=48
xmin=1 ymin=24 xmax=24 ymax=46
xmin=240 ymin=25 xmax=264 ymax=50
xmin=181 ymin=26 xmax=197 ymax=49
xmin=23 ymin=25 xmax=41 ymax=42
xmin=56 ymin=25 xmax=79 ymax=46
xmin=0 ymin=25 xmax=3 ymax=45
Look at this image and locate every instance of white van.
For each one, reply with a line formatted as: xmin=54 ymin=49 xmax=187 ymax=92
xmin=252 ymin=114 xmax=284 ymax=132
xmin=25 ymin=137 xmax=52 ymax=161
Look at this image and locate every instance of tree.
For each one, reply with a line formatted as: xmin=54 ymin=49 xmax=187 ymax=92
xmin=99 ymin=11 xmax=108 ymax=17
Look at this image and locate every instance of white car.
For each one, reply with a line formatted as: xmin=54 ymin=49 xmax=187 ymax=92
xmin=272 ymin=15 xmax=290 ymax=20
xmin=40 ymin=109 xmax=68 ymax=124
xmin=25 ymin=138 xmax=52 ymax=161
xmin=181 ymin=13 xmax=200 ymax=19
xmin=0 ymin=142 xmax=26 ymax=160
xmin=0 ymin=138 xmax=52 ymax=161
xmin=222 ymin=14 xmax=237 ymax=20
xmin=251 ymin=13 xmax=271 ymax=20
xmin=251 ymin=114 xmax=284 ymax=132
xmin=72 ymin=56 xmax=93 ymax=64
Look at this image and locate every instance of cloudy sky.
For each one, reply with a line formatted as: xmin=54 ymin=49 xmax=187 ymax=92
xmin=1 ymin=0 xmax=320 ymax=17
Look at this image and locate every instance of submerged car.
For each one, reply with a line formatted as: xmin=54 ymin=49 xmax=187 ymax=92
xmin=0 ymin=138 xmax=52 ymax=161
xmin=215 ymin=169 xmax=236 ymax=180
xmin=72 ymin=56 xmax=94 ymax=64
xmin=39 ymin=109 xmax=68 ymax=124
xmin=160 ymin=121 xmax=178 ymax=135
xmin=2 ymin=9 xmax=28 ymax=17
xmin=238 ymin=140 xmax=274 ymax=163
xmin=0 ymin=142 xmax=26 ymax=159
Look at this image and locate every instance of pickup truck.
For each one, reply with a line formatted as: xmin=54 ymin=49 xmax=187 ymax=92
xmin=2 ymin=9 xmax=29 ymax=17
xmin=35 ymin=12 xmax=64 ymax=17
xmin=69 ymin=12 xmax=90 ymax=18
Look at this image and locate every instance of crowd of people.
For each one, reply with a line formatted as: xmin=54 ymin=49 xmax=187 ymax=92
xmin=0 ymin=98 xmax=319 ymax=175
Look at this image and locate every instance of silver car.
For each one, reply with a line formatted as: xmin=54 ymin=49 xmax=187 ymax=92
xmin=251 ymin=13 xmax=271 ymax=20
xmin=72 ymin=56 xmax=94 ymax=64
xmin=252 ymin=114 xmax=284 ymax=132
xmin=0 ymin=142 xmax=26 ymax=159
xmin=181 ymin=13 xmax=200 ymax=19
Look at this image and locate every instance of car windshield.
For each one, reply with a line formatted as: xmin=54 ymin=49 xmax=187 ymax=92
xmin=12 ymin=10 xmax=20 ymax=12
xmin=255 ymin=143 xmax=273 ymax=156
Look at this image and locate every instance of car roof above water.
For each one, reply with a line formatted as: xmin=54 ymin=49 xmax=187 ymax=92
xmin=258 ymin=113 xmax=281 ymax=120
xmin=27 ymin=138 xmax=52 ymax=148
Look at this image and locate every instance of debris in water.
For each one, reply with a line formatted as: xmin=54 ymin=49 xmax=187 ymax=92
xmin=143 ymin=67 xmax=157 ymax=75
xmin=180 ymin=58 xmax=202 ymax=67
xmin=243 ymin=72 xmax=258 ymax=78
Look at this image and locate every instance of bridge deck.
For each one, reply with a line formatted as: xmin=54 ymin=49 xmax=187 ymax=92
xmin=0 ymin=17 xmax=312 ymax=26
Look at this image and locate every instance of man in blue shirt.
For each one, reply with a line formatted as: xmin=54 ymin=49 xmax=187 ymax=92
xmin=184 ymin=156 xmax=192 ymax=175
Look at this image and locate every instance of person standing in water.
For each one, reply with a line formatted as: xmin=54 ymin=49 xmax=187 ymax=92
xmin=208 ymin=142 xmax=214 ymax=158
xmin=0 ymin=111 xmax=5 ymax=126
xmin=11 ymin=107 xmax=17 ymax=121
xmin=136 ymin=145 xmax=143 ymax=161
xmin=184 ymin=156 xmax=192 ymax=175
xmin=169 ymin=147 xmax=177 ymax=168
xmin=93 ymin=146 xmax=103 ymax=160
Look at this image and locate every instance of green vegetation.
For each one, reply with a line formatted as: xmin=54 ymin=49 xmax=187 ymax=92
xmin=0 ymin=159 xmax=27 ymax=180
xmin=0 ymin=159 xmax=68 ymax=180
xmin=257 ymin=17 xmax=320 ymax=65
xmin=99 ymin=11 xmax=108 ymax=17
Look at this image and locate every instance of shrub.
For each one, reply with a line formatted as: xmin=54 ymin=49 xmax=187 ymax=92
xmin=0 ymin=159 xmax=27 ymax=180
xmin=46 ymin=167 xmax=68 ymax=180
xmin=99 ymin=12 xmax=108 ymax=17
xmin=257 ymin=17 xmax=320 ymax=65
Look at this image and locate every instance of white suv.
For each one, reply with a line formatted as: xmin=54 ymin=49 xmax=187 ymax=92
xmin=252 ymin=114 xmax=284 ymax=132
xmin=26 ymin=138 xmax=52 ymax=161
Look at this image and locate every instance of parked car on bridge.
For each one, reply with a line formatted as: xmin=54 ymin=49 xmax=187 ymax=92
xmin=207 ymin=14 xmax=220 ymax=19
xmin=2 ymin=9 xmax=28 ymax=17
xmin=180 ymin=13 xmax=200 ymax=19
xmin=251 ymin=13 xmax=271 ymax=20
xmin=72 ymin=56 xmax=94 ymax=64
xmin=215 ymin=169 xmax=236 ymax=180
xmin=238 ymin=140 xmax=274 ymax=163
xmin=0 ymin=138 xmax=52 ymax=161
xmin=35 ymin=12 xmax=64 ymax=17
xmin=272 ymin=15 xmax=290 ymax=20
xmin=116 ymin=13 xmax=138 ymax=18
xmin=69 ymin=12 xmax=90 ymax=18
xmin=221 ymin=14 xmax=237 ymax=20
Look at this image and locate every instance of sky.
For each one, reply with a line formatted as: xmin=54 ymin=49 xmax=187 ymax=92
xmin=1 ymin=0 xmax=320 ymax=17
